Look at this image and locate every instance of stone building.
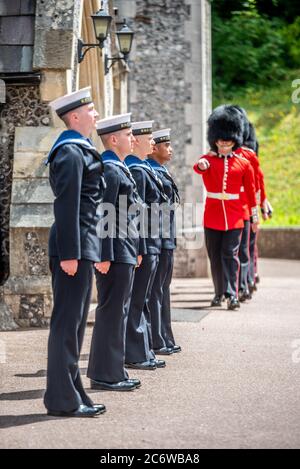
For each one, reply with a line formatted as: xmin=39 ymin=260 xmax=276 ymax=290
xmin=118 ymin=0 xmax=212 ymax=278
xmin=0 ymin=0 xmax=211 ymax=330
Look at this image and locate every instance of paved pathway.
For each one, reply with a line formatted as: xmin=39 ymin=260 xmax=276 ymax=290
xmin=1 ymin=259 xmax=300 ymax=449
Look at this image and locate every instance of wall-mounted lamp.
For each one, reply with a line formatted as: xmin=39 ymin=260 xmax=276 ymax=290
xmin=104 ymin=22 xmax=135 ymax=75
xmin=78 ymin=8 xmax=112 ymax=63
xmin=78 ymin=8 xmax=135 ymax=75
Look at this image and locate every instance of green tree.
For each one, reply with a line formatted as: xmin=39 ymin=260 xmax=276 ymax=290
xmin=212 ymin=5 xmax=286 ymax=91
xmin=212 ymin=0 xmax=300 ymax=22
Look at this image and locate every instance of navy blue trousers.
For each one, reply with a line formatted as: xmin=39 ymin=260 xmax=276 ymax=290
xmin=238 ymin=220 xmax=251 ymax=291
xmin=87 ymin=263 xmax=135 ymax=383
xmin=248 ymin=229 xmax=257 ymax=284
xmin=125 ymin=254 xmax=158 ymax=363
xmin=44 ymin=258 xmax=94 ymax=413
xmin=149 ymin=249 xmax=176 ymax=350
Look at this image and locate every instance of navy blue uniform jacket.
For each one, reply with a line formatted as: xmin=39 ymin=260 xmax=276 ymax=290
xmin=47 ymin=130 xmax=105 ymax=262
xmin=147 ymin=158 xmax=180 ymax=250
xmin=100 ymin=151 xmax=139 ymax=265
xmin=125 ymin=155 xmax=168 ymax=256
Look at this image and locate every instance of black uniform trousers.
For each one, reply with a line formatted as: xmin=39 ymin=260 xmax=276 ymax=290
xmin=248 ymin=229 xmax=257 ymax=285
xmin=161 ymin=250 xmax=176 ymax=348
xmin=125 ymin=254 xmax=158 ymax=363
xmin=87 ymin=263 xmax=135 ymax=383
xmin=149 ymin=249 xmax=175 ymax=350
xmin=205 ymin=228 xmax=242 ymax=298
xmin=44 ymin=258 xmax=94 ymax=413
xmin=238 ymin=220 xmax=251 ymax=292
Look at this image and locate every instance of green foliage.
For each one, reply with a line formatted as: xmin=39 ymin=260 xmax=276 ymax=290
xmin=212 ymin=0 xmax=300 ymax=93
xmin=282 ymin=17 xmax=300 ymax=68
xmin=212 ymin=6 xmax=287 ymax=92
xmin=212 ymin=0 xmax=300 ymax=23
xmin=213 ymin=71 xmax=300 ymax=227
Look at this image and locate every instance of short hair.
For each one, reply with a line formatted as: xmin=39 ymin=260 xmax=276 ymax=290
xmin=100 ymin=133 xmax=111 ymax=147
xmin=60 ymin=112 xmax=71 ymax=127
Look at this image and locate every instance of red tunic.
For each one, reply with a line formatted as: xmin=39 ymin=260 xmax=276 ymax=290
xmin=193 ymin=153 xmax=257 ymax=231
xmin=235 ymin=147 xmax=261 ymax=221
xmin=258 ymin=166 xmax=267 ymax=206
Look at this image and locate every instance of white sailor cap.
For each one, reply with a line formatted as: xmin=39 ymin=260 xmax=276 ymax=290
xmin=49 ymin=87 xmax=93 ymax=118
xmin=152 ymin=128 xmax=171 ymax=144
xmin=96 ymin=113 xmax=132 ymax=136
xmin=132 ymin=121 xmax=154 ymax=136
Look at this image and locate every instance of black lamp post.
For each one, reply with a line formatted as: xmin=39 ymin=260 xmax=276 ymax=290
xmin=78 ymin=8 xmax=112 ymax=63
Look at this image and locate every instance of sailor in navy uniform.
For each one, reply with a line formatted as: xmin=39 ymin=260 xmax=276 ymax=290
xmin=124 ymin=121 xmax=167 ymax=371
xmin=44 ymin=87 xmax=106 ymax=418
xmin=147 ymin=129 xmax=181 ymax=354
xmin=87 ymin=114 xmax=141 ymax=392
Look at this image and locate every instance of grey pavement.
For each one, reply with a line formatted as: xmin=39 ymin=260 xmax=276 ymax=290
xmin=1 ymin=258 xmax=300 ymax=449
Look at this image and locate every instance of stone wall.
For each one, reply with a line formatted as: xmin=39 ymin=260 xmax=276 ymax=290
xmin=257 ymin=227 xmax=300 ymax=260
xmin=3 ymin=126 xmax=60 ymax=328
xmin=0 ymin=0 xmax=126 ymax=329
xmin=0 ymin=0 xmax=83 ymax=330
xmin=128 ymin=0 xmax=192 ymax=188
xmin=116 ymin=0 xmax=212 ymax=277
xmin=0 ymin=85 xmax=50 ymax=285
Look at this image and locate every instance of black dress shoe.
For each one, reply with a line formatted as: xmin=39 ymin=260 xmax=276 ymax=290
xmin=47 ymin=404 xmax=102 ymax=418
xmin=171 ymin=345 xmax=181 ymax=353
xmin=90 ymin=379 xmax=136 ymax=391
xmin=238 ymin=289 xmax=251 ymax=302
xmin=127 ymin=378 xmax=141 ymax=388
xmin=153 ymin=347 xmax=174 ymax=355
xmin=92 ymin=404 xmax=106 ymax=414
xmin=150 ymin=358 xmax=166 ymax=368
xmin=248 ymin=281 xmax=257 ymax=294
xmin=125 ymin=361 xmax=157 ymax=370
xmin=227 ymin=296 xmax=240 ymax=310
xmin=210 ymin=294 xmax=224 ymax=307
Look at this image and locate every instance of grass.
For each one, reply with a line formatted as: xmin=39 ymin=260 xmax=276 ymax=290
xmin=213 ymin=70 xmax=300 ymax=227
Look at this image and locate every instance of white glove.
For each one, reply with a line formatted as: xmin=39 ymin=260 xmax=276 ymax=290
xmin=266 ymin=200 xmax=273 ymax=217
xmin=198 ymin=159 xmax=210 ymax=171
xmin=261 ymin=199 xmax=273 ymax=220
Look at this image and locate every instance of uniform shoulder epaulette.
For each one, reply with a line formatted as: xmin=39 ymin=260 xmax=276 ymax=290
xmin=241 ymin=146 xmax=255 ymax=154
xmin=233 ymin=152 xmax=248 ymax=163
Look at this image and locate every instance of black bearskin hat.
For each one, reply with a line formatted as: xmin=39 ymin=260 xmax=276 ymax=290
xmin=230 ymin=105 xmax=250 ymax=144
xmin=207 ymin=104 xmax=244 ymax=152
xmin=244 ymin=122 xmax=259 ymax=153
xmin=230 ymin=106 xmax=259 ymax=153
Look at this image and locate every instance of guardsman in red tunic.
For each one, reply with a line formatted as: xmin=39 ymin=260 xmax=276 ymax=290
xmin=231 ymin=106 xmax=262 ymax=301
xmin=242 ymin=122 xmax=273 ymax=289
xmin=193 ymin=105 xmax=259 ymax=310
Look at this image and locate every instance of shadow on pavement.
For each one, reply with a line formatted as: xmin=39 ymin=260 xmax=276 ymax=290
xmin=0 ymin=414 xmax=56 ymax=429
xmin=0 ymin=389 xmax=44 ymax=401
xmin=15 ymin=370 xmax=47 ymax=378
xmin=15 ymin=368 xmax=88 ymax=378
